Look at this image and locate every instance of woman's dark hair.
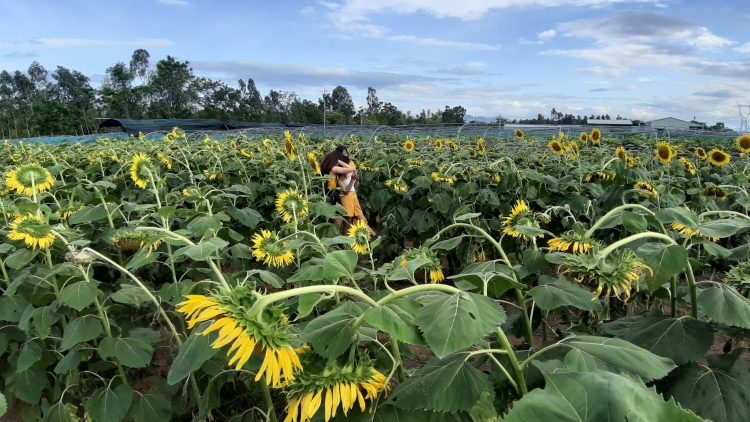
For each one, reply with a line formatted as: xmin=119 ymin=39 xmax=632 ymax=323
xmin=335 ymin=145 xmax=348 ymax=155
xmin=320 ymin=150 xmax=343 ymax=176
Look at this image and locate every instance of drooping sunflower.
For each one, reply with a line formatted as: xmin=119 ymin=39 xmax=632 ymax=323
xmin=58 ymin=202 xmax=84 ymax=220
xmin=725 ymin=261 xmax=750 ymax=298
xmin=241 ymin=149 xmax=254 ymax=159
xmin=548 ymin=140 xmax=564 ymax=155
xmin=569 ymin=141 xmax=580 ymax=157
xmin=399 ymin=246 xmax=444 ymax=283
xmin=563 ymin=248 xmax=651 ymax=301
xmin=435 ymin=139 xmax=443 ymax=150
xmin=502 ymin=200 xmax=543 ymax=240
xmin=515 ymin=129 xmax=525 ymax=139
xmin=404 ymin=139 xmax=415 ymax=152
xmin=7 ymin=214 xmax=55 ymax=249
xmin=548 ymin=232 xmax=597 ymax=254
xmin=285 ymin=131 xmax=296 ymax=161
xmin=307 ymin=153 xmax=321 ymax=175
xmin=251 ymin=230 xmax=295 ymax=267
xmin=176 ymin=288 xmax=302 ymax=387
xmin=634 ymin=181 xmax=658 ymax=198
xmin=231 ymin=140 xmax=237 ymax=150
xmin=112 ymin=230 xmax=162 ymax=253
xmin=625 ymin=154 xmax=638 ymax=168
xmin=283 ymin=358 xmax=389 ymax=422
xmin=590 ymin=128 xmax=601 ymax=144
xmin=263 ymin=139 xmax=273 ymax=154
xmin=348 ymin=220 xmax=370 ymax=254
xmin=130 ymin=153 xmax=153 ymax=189
xmin=654 ymin=141 xmax=676 ymax=164
xmin=695 ymin=147 xmax=707 ymax=160
xmin=468 ymin=147 xmax=477 ymax=159
xmin=704 ymin=187 xmax=727 ymax=201
xmin=679 ymin=157 xmax=696 ymax=175
xmin=477 ymin=138 xmax=486 ymax=155
xmin=708 ymin=148 xmax=730 ymax=166
xmin=615 ymin=146 xmax=626 ymax=159
xmin=5 ymin=163 xmax=55 ymax=196
xmin=157 ymin=153 xmax=172 ymax=170
xmin=276 ymin=189 xmax=309 ymax=222
xmin=737 ymin=134 xmax=750 ymax=153
xmin=580 ymin=132 xmax=589 ymax=144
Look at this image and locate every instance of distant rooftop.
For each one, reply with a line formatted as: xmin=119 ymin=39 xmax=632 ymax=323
xmin=585 ymin=119 xmax=633 ymax=126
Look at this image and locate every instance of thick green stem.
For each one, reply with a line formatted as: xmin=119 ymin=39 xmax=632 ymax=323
xmin=686 ymin=262 xmax=698 ymax=319
xmin=496 ymin=328 xmax=527 ymax=397
xmin=250 ymin=285 xmax=380 ymax=320
xmin=259 ymin=375 xmax=279 ymax=422
xmin=93 ymin=297 xmax=129 ymax=386
xmin=670 ymin=277 xmax=678 ymax=318
xmin=585 ymin=204 xmax=662 ymax=237
xmin=45 ymin=248 xmax=67 ymax=330
xmin=391 ymin=341 xmax=405 ymax=383
xmin=0 ymin=257 xmax=9 ymax=287
xmin=598 ymin=232 xmax=676 ymax=258
xmin=699 ymin=210 xmax=750 ymax=221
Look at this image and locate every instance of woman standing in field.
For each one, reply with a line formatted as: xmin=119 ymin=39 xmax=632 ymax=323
xmin=319 ymin=149 xmax=355 ymax=233
xmin=334 ymin=145 xmax=376 ymax=237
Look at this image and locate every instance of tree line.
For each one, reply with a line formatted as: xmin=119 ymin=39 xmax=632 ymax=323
xmin=0 ymin=49 xmax=468 ymax=138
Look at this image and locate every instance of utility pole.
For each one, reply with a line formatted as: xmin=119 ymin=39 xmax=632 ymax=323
xmin=322 ymin=88 xmax=327 ymax=134
xmin=359 ymin=106 xmax=363 ymax=125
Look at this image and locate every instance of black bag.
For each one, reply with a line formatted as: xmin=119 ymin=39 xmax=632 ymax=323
xmin=326 ymin=188 xmax=342 ymax=205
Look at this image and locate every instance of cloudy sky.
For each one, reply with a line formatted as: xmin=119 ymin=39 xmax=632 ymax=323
xmin=1 ymin=0 xmax=749 ymax=127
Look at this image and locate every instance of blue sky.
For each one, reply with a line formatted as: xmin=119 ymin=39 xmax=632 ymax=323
xmin=1 ymin=0 xmax=749 ymax=127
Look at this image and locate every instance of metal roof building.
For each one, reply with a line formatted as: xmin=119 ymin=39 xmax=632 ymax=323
xmin=642 ymin=118 xmax=705 ymax=130
xmin=585 ymin=119 xmax=633 ymax=126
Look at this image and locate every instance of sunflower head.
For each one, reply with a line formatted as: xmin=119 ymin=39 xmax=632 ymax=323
xmin=283 ymin=356 xmax=390 ymax=422
xmin=435 ymin=139 xmax=443 ymax=150
xmin=502 ymin=200 xmax=544 ymax=240
xmin=111 ymin=230 xmax=161 ymax=252
xmin=7 ymin=214 xmax=55 ymax=249
xmin=5 ymin=163 xmax=55 ymax=196
xmin=515 ymin=129 xmax=525 ymax=139
xmin=590 ymin=128 xmax=601 ymax=143
xmin=251 ymin=230 xmax=294 ymax=267
xmin=307 ymin=152 xmax=321 ymax=175
xmin=348 ymin=220 xmax=371 ymax=254
xmin=708 ymin=148 xmax=730 ymax=166
xmin=398 ymin=246 xmax=444 ymax=283
xmin=548 ymin=140 xmax=564 ymax=155
xmin=737 ymin=134 xmax=750 ymax=153
xmin=285 ymin=132 xmax=296 ymax=161
xmin=176 ymin=288 xmax=301 ymax=387
xmin=562 ymin=248 xmax=651 ymax=302
xmin=726 ymin=261 xmax=750 ymax=297
xmin=130 ymin=153 xmax=153 ymax=189
xmin=569 ymin=141 xmax=580 ymax=156
xmin=241 ymin=149 xmax=254 ymax=159
xmin=679 ymin=157 xmax=696 ymax=175
xmin=695 ymin=147 xmax=707 ymax=160
xmin=404 ymin=139 xmax=415 ymax=152
xmin=157 ymin=152 xmax=172 ymax=170
xmin=578 ymin=132 xmax=588 ymax=144
xmin=548 ymin=232 xmax=598 ymax=254
xmin=655 ymin=141 xmax=676 ymax=164
xmin=704 ymin=186 xmax=727 ymax=201
xmin=275 ymin=189 xmax=308 ymax=222
xmin=477 ymin=138 xmax=486 ymax=155
xmin=615 ymin=146 xmax=625 ymax=160
xmin=634 ymin=181 xmax=658 ymax=198
xmin=59 ymin=202 xmax=84 ymax=220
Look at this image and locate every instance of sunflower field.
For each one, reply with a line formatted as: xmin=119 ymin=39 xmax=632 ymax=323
xmin=1 ymin=128 xmax=750 ymax=422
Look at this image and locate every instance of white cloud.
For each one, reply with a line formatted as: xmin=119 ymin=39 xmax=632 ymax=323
xmin=388 ymin=35 xmax=501 ymax=50
xmin=538 ymin=29 xmax=556 ymax=39
xmin=157 ymin=0 xmax=189 ymax=5
xmin=736 ymin=42 xmax=750 ymax=53
xmin=5 ymin=38 xmax=175 ymax=48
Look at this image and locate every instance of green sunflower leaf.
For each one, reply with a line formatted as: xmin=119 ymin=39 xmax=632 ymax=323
xmin=85 ymin=384 xmax=133 ymax=422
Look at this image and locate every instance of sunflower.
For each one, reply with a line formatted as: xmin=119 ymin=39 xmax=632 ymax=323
xmin=399 ymin=247 xmax=444 ymax=283
xmin=251 ymin=230 xmax=295 ymax=267
xmin=263 ymin=139 xmax=273 ymax=154
xmin=176 ymin=289 xmax=301 ymax=388
xmin=434 ymin=139 xmax=443 ymax=150
xmin=5 ymin=163 xmax=55 ymax=196
xmin=725 ymin=261 xmax=750 ymax=298
xmin=634 ymin=181 xmax=658 ymax=198
xmin=348 ymin=220 xmax=370 ymax=254
xmin=502 ymin=200 xmax=543 ymax=240
xmin=625 ymin=154 xmax=638 ymax=168
xmin=307 ymin=153 xmax=321 ymax=175
xmin=404 ymin=139 xmax=415 ymax=152
xmin=276 ymin=189 xmax=309 ymax=222
xmin=548 ymin=140 xmax=564 ymax=155
xmin=130 ymin=153 xmax=152 ymax=189
xmin=231 ymin=140 xmax=237 ymax=149
xmin=285 ymin=132 xmax=296 ymax=161
xmin=578 ymin=132 xmax=588 ymax=144
xmin=111 ymin=230 xmax=162 ymax=252
xmin=695 ymin=147 xmax=707 ymax=160
xmin=590 ymin=128 xmax=601 ymax=143
xmin=569 ymin=141 xmax=579 ymax=157
xmin=563 ymin=248 xmax=651 ymax=301
xmin=59 ymin=202 xmax=84 ymax=219
xmin=548 ymin=232 xmax=597 ymax=254
xmin=679 ymin=158 xmax=696 ymax=175
xmin=708 ymin=149 xmax=730 ymax=166
xmin=241 ymin=149 xmax=254 ymax=159
xmin=283 ymin=359 xmax=389 ymax=422
xmin=7 ymin=214 xmax=55 ymax=249
xmin=515 ymin=129 xmax=525 ymax=139
xmin=654 ymin=141 xmax=676 ymax=164
xmin=585 ymin=172 xmax=616 ymax=182
xmin=157 ymin=153 xmax=172 ymax=170
xmin=615 ymin=146 xmax=625 ymax=159
xmin=737 ymin=134 xmax=750 ymax=153
xmin=468 ymin=147 xmax=477 ymax=158
xmin=704 ymin=187 xmax=727 ymax=201
xmin=477 ymin=138 xmax=486 ymax=155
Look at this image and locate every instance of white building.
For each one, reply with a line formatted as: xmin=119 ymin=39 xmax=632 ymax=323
xmin=585 ymin=119 xmax=633 ymax=126
xmin=642 ymin=117 xmax=705 ymax=130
